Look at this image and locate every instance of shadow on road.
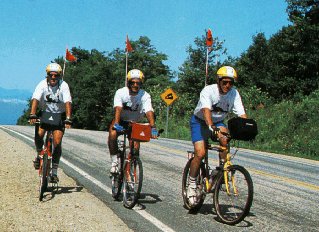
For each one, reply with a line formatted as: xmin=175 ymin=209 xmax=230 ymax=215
xmin=186 ymin=203 xmax=255 ymax=228
xmin=40 ymin=186 xmax=84 ymax=202
xmin=54 ymin=186 xmax=84 ymax=195
xmin=133 ymin=192 xmax=162 ymax=209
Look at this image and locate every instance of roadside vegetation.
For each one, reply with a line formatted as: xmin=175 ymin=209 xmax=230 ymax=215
xmin=18 ymin=0 xmax=319 ymax=160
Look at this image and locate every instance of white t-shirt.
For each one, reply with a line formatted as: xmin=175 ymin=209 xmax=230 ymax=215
xmin=32 ymin=79 xmax=72 ymax=113
xmin=114 ymin=87 xmax=154 ymax=122
xmin=194 ymin=84 xmax=245 ymax=123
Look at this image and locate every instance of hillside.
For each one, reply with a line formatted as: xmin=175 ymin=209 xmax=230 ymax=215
xmin=0 ymin=87 xmax=31 ymax=125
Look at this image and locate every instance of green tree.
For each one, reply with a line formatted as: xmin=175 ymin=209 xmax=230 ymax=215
xmin=286 ymin=0 xmax=319 ymax=25
xmin=18 ymin=37 xmax=173 ymax=131
xmin=176 ymin=34 xmax=227 ymax=107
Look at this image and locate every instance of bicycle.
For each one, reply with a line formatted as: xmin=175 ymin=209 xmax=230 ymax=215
xmin=35 ymin=121 xmax=59 ymax=201
xmin=110 ymin=122 xmax=162 ymax=209
xmin=182 ymin=132 xmax=254 ymax=225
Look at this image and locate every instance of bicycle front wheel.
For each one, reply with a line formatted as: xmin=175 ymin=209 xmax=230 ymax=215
xmin=111 ymin=155 xmax=123 ymax=200
xmin=214 ymin=165 xmax=253 ymax=225
xmin=123 ymin=156 xmax=143 ymax=209
xmin=39 ymin=154 xmax=49 ymax=201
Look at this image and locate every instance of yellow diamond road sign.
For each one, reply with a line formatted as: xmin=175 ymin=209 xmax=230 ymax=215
xmin=160 ymin=88 xmax=178 ymax=106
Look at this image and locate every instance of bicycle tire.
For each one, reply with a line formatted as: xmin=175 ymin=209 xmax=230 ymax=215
xmin=123 ymin=156 xmax=143 ymax=209
xmin=182 ymin=157 xmax=206 ymax=212
xmin=111 ymin=156 xmax=123 ymax=200
xmin=39 ymin=153 xmax=49 ymax=201
xmin=213 ymin=165 xmax=253 ymax=225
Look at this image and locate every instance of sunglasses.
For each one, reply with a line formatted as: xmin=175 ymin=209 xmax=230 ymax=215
xmin=129 ymin=81 xmax=141 ymax=86
xmin=220 ymin=80 xmax=234 ymax=86
xmin=48 ymin=73 xmax=61 ymax=78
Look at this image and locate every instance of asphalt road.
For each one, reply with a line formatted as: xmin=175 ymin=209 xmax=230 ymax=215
xmin=2 ymin=125 xmax=319 ymax=232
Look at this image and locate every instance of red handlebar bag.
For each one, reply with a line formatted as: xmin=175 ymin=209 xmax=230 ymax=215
xmin=131 ymin=123 xmax=151 ymax=142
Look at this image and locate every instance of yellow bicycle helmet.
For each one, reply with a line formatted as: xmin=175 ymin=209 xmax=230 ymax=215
xmin=46 ymin=63 xmax=62 ymax=75
xmin=217 ymin=66 xmax=238 ymax=82
xmin=127 ymin=69 xmax=144 ymax=83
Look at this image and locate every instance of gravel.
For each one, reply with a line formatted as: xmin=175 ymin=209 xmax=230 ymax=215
xmin=0 ymin=129 xmax=132 ymax=232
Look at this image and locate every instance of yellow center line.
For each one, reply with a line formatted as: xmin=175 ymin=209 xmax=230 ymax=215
xmin=147 ymin=142 xmax=319 ymax=192
xmin=247 ymin=169 xmax=319 ymax=191
xmin=145 ymin=142 xmax=190 ymax=156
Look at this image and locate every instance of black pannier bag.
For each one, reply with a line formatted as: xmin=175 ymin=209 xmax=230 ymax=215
xmin=227 ymin=117 xmax=258 ymax=141
xmin=40 ymin=111 xmax=62 ymax=126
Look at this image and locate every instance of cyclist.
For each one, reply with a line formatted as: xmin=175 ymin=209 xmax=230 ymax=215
xmin=187 ymin=66 xmax=247 ymax=206
xmin=29 ymin=63 xmax=72 ymax=183
xmin=108 ymin=69 xmax=158 ymax=174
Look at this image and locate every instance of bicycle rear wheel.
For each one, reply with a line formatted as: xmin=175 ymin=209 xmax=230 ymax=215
xmin=39 ymin=153 xmax=49 ymax=201
xmin=123 ymin=156 xmax=143 ymax=209
xmin=182 ymin=158 xmax=206 ymax=212
xmin=214 ymin=165 xmax=253 ymax=225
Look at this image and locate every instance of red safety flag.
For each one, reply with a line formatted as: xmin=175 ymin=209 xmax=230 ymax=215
xmin=126 ymin=35 xmax=133 ymax=52
xmin=66 ymin=49 xmax=77 ymax=62
xmin=206 ymin=29 xmax=213 ymax=47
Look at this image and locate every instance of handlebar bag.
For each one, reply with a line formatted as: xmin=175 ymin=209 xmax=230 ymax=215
xmin=131 ymin=123 xmax=151 ymax=142
xmin=40 ymin=111 xmax=62 ymax=126
xmin=227 ymin=117 xmax=258 ymax=141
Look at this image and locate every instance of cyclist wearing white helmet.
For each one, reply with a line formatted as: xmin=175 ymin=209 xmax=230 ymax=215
xmin=29 ymin=63 xmax=72 ymax=183
xmin=187 ymin=66 xmax=247 ymax=206
xmin=108 ymin=69 xmax=158 ymax=174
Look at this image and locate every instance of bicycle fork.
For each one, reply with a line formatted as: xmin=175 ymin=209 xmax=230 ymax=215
xmin=38 ymin=148 xmax=52 ymax=177
xmin=223 ymin=153 xmax=238 ymax=196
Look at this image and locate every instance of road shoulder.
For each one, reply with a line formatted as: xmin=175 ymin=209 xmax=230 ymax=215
xmin=0 ymin=128 xmax=132 ymax=231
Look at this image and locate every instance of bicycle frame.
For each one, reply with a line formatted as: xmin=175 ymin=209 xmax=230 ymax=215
xmin=207 ymin=142 xmax=240 ymax=195
xmin=188 ymin=139 xmax=240 ymax=195
xmin=39 ymin=130 xmax=53 ymax=176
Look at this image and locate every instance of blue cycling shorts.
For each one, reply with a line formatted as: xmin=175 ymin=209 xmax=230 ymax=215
xmin=190 ymin=115 xmax=226 ymax=143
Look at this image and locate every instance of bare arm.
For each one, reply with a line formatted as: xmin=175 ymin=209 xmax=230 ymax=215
xmin=64 ymin=102 xmax=72 ymax=129
xmin=201 ymin=108 xmax=216 ymax=129
xmin=114 ymin=106 xmax=122 ymax=124
xmin=239 ymin=114 xmax=247 ymax=119
xmin=30 ymin=99 xmax=39 ymax=115
xmin=29 ymin=99 xmax=39 ymax=124
xmin=65 ymin=102 xmax=72 ymax=119
xmin=145 ymin=111 xmax=156 ymax=128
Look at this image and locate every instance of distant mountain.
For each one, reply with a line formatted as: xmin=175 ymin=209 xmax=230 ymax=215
xmin=0 ymin=87 xmax=31 ymax=100
xmin=0 ymin=87 xmax=32 ymax=125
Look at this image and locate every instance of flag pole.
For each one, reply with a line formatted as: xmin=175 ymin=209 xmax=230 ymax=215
xmin=125 ymin=51 xmax=128 ymax=87
xmin=63 ymin=46 xmax=69 ymax=81
xmin=62 ymin=55 xmax=66 ymax=81
xmin=205 ymin=47 xmax=209 ymax=86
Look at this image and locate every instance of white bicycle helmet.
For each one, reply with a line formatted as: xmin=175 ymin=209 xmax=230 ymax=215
xmin=127 ymin=69 xmax=144 ymax=83
xmin=46 ymin=63 xmax=62 ymax=75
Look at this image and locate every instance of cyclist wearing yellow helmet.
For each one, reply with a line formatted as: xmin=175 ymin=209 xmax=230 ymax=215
xmin=29 ymin=63 xmax=72 ymax=183
xmin=108 ymin=69 xmax=158 ymax=174
xmin=187 ymin=66 xmax=247 ymax=206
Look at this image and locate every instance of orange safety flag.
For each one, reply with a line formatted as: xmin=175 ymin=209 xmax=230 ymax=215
xmin=206 ymin=29 xmax=213 ymax=47
xmin=66 ymin=49 xmax=77 ymax=62
xmin=126 ymin=35 xmax=133 ymax=52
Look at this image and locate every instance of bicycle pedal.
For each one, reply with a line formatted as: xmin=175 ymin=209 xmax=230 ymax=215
xmin=49 ymin=176 xmax=59 ymax=183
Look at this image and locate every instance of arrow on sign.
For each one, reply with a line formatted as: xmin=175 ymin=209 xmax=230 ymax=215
xmin=165 ymin=93 xmax=174 ymax=100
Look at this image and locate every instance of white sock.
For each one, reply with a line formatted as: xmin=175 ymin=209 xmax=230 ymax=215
xmin=111 ymin=155 xmax=118 ymax=164
xmin=52 ymin=168 xmax=58 ymax=176
xmin=189 ymin=176 xmax=197 ymax=188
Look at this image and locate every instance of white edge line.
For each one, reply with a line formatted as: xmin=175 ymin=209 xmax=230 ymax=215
xmin=0 ymin=126 xmax=176 ymax=232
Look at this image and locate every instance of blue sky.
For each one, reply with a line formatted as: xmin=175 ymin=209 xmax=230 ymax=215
xmin=0 ymin=0 xmax=290 ymax=92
